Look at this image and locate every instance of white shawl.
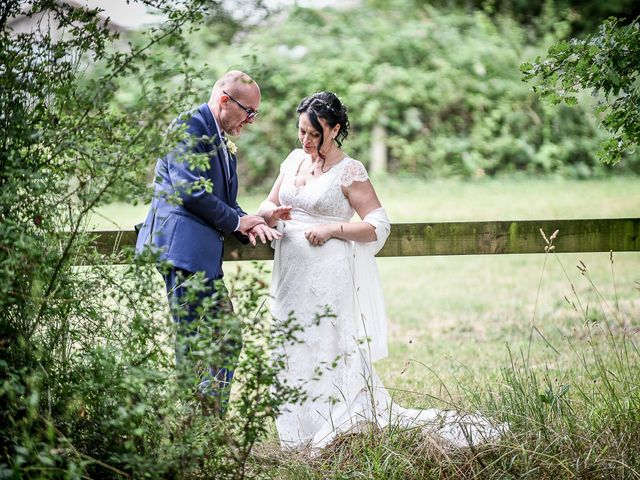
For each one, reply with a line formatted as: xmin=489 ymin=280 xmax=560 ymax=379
xmin=353 ymin=207 xmax=390 ymax=362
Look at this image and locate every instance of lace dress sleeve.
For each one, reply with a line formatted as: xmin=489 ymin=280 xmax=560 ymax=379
xmin=339 ymin=158 xmax=369 ymax=187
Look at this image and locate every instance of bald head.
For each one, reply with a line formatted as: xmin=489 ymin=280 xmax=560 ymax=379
xmin=208 ymin=70 xmax=261 ymax=136
xmin=210 ymin=70 xmax=259 ymax=100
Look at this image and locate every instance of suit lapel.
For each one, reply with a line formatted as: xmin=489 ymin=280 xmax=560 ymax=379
xmin=228 ymin=152 xmax=237 ymax=180
xmin=198 ymin=104 xmax=232 ymax=199
xmin=228 ymin=152 xmax=238 ymax=203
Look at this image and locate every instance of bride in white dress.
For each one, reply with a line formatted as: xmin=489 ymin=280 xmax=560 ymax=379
xmin=258 ymin=92 xmax=503 ymax=452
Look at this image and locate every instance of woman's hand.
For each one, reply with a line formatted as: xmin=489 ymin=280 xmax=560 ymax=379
xmin=271 ymin=205 xmax=293 ymax=223
xmin=258 ymin=202 xmax=292 ymax=227
xmin=304 ymin=224 xmax=337 ymax=246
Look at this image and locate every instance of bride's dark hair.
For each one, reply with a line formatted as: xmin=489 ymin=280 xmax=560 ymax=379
xmin=296 ymin=92 xmax=350 ymax=159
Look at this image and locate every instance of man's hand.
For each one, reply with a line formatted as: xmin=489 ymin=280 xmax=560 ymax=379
xmin=247 ymin=224 xmax=282 ymax=246
xmin=238 ymin=214 xmax=267 ymax=235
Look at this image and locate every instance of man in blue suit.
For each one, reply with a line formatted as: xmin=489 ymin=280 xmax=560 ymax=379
xmin=136 ymin=71 xmax=278 ymax=413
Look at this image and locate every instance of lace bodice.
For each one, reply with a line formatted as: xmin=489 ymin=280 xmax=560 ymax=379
xmin=278 ymin=149 xmax=369 ymax=220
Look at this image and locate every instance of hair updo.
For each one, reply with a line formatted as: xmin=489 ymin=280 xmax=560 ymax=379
xmin=296 ymin=92 xmax=350 ymax=158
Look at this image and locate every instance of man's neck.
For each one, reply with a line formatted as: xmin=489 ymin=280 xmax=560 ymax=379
xmin=207 ymin=101 xmax=225 ymax=135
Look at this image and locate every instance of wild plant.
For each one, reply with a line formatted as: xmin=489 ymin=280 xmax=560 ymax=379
xmin=0 ymin=1 xmax=303 ymax=477
xmin=479 ymin=230 xmax=640 ymax=478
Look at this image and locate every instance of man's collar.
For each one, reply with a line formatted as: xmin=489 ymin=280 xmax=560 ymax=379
xmin=207 ymin=103 xmax=225 ymax=139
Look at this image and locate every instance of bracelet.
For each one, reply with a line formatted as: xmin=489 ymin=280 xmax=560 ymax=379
xmin=340 ymin=224 xmax=344 ymax=233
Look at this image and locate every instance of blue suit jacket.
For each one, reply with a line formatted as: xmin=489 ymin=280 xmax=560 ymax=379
xmin=136 ymin=103 xmax=246 ymax=280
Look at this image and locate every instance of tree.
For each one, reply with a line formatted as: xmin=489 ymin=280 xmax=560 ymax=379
xmin=522 ymin=16 xmax=640 ymax=165
xmin=411 ymin=0 xmax=640 ymax=35
xmin=183 ymin=3 xmax=631 ymax=185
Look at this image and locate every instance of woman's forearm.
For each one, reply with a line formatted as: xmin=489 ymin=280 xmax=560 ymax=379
xmin=330 ymin=221 xmax=377 ymax=243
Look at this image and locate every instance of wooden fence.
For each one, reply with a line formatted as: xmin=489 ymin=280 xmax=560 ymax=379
xmin=91 ymin=218 xmax=640 ymax=262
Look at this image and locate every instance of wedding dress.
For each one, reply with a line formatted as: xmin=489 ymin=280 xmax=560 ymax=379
xmin=269 ymin=149 xmax=503 ymax=451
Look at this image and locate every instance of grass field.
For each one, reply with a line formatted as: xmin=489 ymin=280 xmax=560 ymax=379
xmin=92 ymin=175 xmax=640 ymax=404
xmin=93 ymin=175 xmax=640 ymax=478
xmin=93 ymin=175 xmax=640 ymax=229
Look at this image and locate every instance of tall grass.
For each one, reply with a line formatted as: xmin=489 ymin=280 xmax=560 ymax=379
xmin=249 ymin=233 xmax=639 ymax=479
xmin=481 ymin=244 xmax=640 ymax=479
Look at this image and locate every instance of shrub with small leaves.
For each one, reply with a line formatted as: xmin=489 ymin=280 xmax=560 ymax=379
xmin=0 ymin=1 xmax=301 ymax=478
xmin=522 ymin=16 xmax=640 ymax=165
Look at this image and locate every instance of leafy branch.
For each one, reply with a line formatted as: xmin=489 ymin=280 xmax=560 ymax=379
xmin=522 ymin=17 xmax=640 ymax=164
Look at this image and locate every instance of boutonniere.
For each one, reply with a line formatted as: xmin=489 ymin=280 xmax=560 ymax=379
xmin=225 ymin=138 xmax=238 ymax=155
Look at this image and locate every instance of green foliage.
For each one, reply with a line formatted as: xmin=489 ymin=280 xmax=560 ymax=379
xmin=0 ymin=1 xmax=302 ymax=478
xmin=523 ymin=16 xmax=640 ymax=165
xmin=162 ymin=2 xmax=636 ymax=188
xmin=415 ymin=0 xmax=640 ymax=35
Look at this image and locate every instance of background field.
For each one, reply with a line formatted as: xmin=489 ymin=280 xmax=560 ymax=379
xmin=93 ymin=175 xmax=640 ymax=408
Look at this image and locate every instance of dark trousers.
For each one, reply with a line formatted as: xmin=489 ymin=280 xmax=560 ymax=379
xmin=163 ymin=267 xmax=241 ymax=415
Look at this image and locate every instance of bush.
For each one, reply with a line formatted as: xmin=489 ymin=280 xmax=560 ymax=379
xmin=0 ymin=2 xmax=302 ymax=477
xmin=158 ymin=2 xmax=640 ymax=188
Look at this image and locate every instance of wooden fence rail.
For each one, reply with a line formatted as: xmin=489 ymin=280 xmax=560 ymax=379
xmin=90 ymin=218 xmax=640 ymax=263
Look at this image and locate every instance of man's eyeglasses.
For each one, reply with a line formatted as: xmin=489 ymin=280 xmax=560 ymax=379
xmin=223 ymin=90 xmax=259 ymax=120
